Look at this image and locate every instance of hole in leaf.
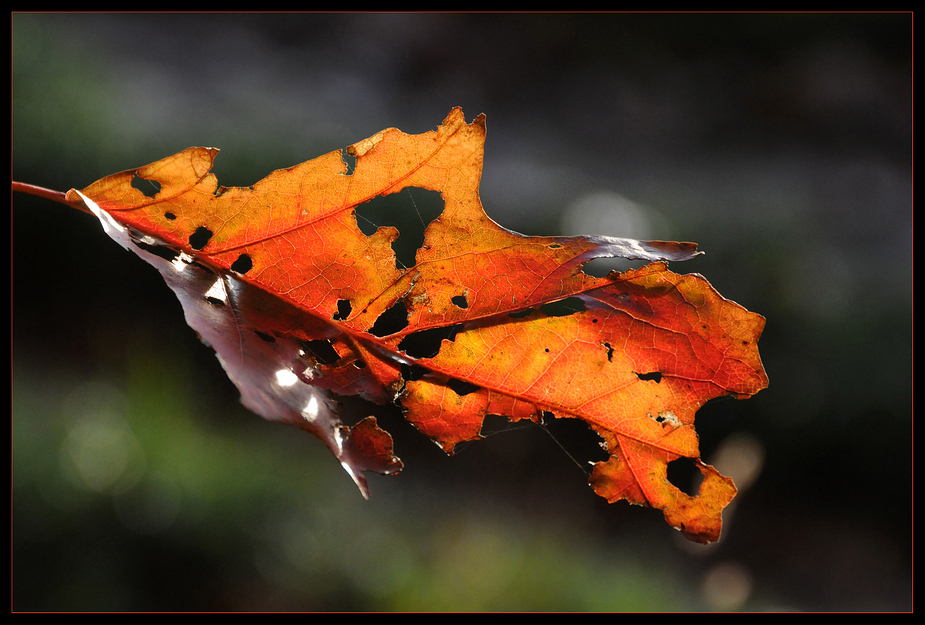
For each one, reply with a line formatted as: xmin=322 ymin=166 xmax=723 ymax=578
xmin=400 ymin=363 xmax=429 ymax=382
xmin=188 ymin=226 xmax=213 ymax=250
xmin=164 ymin=211 xmax=177 ymax=220
xmin=507 ymin=308 xmax=535 ymax=319
xmin=131 ymin=172 xmax=161 ymax=198
xmin=448 ymin=378 xmax=481 ymax=396
xmin=301 ymin=339 xmax=341 ymax=365
xmin=537 ymin=413 xmax=609 ymax=470
xmin=602 ymin=342 xmax=614 ymax=362
xmin=206 ymin=296 xmax=225 ymax=307
xmin=354 ymin=188 xmax=444 ymax=269
xmin=398 ymin=324 xmax=464 ymax=359
xmin=650 ymin=410 xmax=681 ymax=428
xmin=479 ymin=414 xmax=516 ymax=436
xmin=451 ymin=294 xmax=468 ymax=309
xmin=230 ymin=253 xmax=253 ymax=274
xmin=342 ymin=147 xmax=357 ymax=175
xmin=667 ymin=457 xmax=701 ymax=497
xmin=540 ymin=296 xmax=586 ymax=317
xmin=254 ymin=330 xmax=275 ymax=343
xmin=368 ymin=301 xmax=409 ymax=337
xmin=636 ymin=371 xmax=662 ymax=383
xmin=332 ymin=299 xmax=352 ymax=321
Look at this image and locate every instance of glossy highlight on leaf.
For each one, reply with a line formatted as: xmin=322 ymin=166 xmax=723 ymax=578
xmin=58 ymin=108 xmax=767 ymax=543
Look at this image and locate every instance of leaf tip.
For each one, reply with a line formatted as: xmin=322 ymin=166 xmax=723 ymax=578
xmin=337 ymin=416 xmax=404 ymax=499
xmin=580 ymin=236 xmax=703 ymax=264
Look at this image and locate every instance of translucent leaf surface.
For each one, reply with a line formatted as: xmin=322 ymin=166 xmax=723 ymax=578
xmin=64 ymin=108 xmax=768 ymax=542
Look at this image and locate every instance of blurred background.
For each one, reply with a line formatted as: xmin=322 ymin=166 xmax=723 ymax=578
xmin=12 ymin=13 xmax=911 ymax=611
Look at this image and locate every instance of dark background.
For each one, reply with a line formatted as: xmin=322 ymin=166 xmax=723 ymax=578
xmin=12 ymin=13 xmax=911 ymax=611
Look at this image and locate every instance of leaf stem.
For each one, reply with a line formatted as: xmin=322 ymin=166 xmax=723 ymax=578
xmin=11 ymin=180 xmax=91 ymax=214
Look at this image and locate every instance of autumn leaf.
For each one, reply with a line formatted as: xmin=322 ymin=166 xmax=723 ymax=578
xmin=17 ymin=107 xmax=767 ymax=543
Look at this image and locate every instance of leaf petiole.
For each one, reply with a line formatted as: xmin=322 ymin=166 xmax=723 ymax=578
xmin=11 ymin=180 xmax=91 ymax=214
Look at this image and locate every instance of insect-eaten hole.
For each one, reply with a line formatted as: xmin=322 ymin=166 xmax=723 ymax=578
xmin=478 ymin=413 xmax=517 ymax=437
xmin=400 ymin=362 xmax=429 ymax=382
xmin=451 ymin=294 xmax=469 ymax=309
xmin=230 ymin=253 xmax=253 ymax=274
xmin=354 ymin=187 xmax=445 ymax=269
xmin=667 ymin=457 xmax=702 ymax=497
xmin=602 ymin=342 xmax=614 ymax=362
xmin=164 ymin=211 xmax=177 ymax=220
xmin=538 ymin=413 xmax=609 ymax=469
xmin=649 ymin=410 xmax=681 ymax=428
xmin=131 ymin=172 xmax=162 ymax=198
xmin=447 ymin=378 xmax=480 ymax=397
xmin=341 ymin=146 xmax=357 ymax=175
xmin=368 ymin=300 xmax=409 ymax=337
xmin=332 ymin=298 xmax=352 ymax=321
xmin=540 ymin=296 xmax=586 ymax=317
xmin=507 ymin=308 xmax=535 ymax=319
xmin=398 ymin=324 xmax=464 ymax=359
xmin=301 ymin=339 xmax=341 ymax=365
xmin=254 ymin=330 xmax=275 ymax=343
xmin=635 ymin=371 xmax=662 ymax=383
xmin=188 ymin=226 xmax=213 ymax=251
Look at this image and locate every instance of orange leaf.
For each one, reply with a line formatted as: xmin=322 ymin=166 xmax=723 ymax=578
xmin=61 ymin=108 xmax=767 ymax=543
